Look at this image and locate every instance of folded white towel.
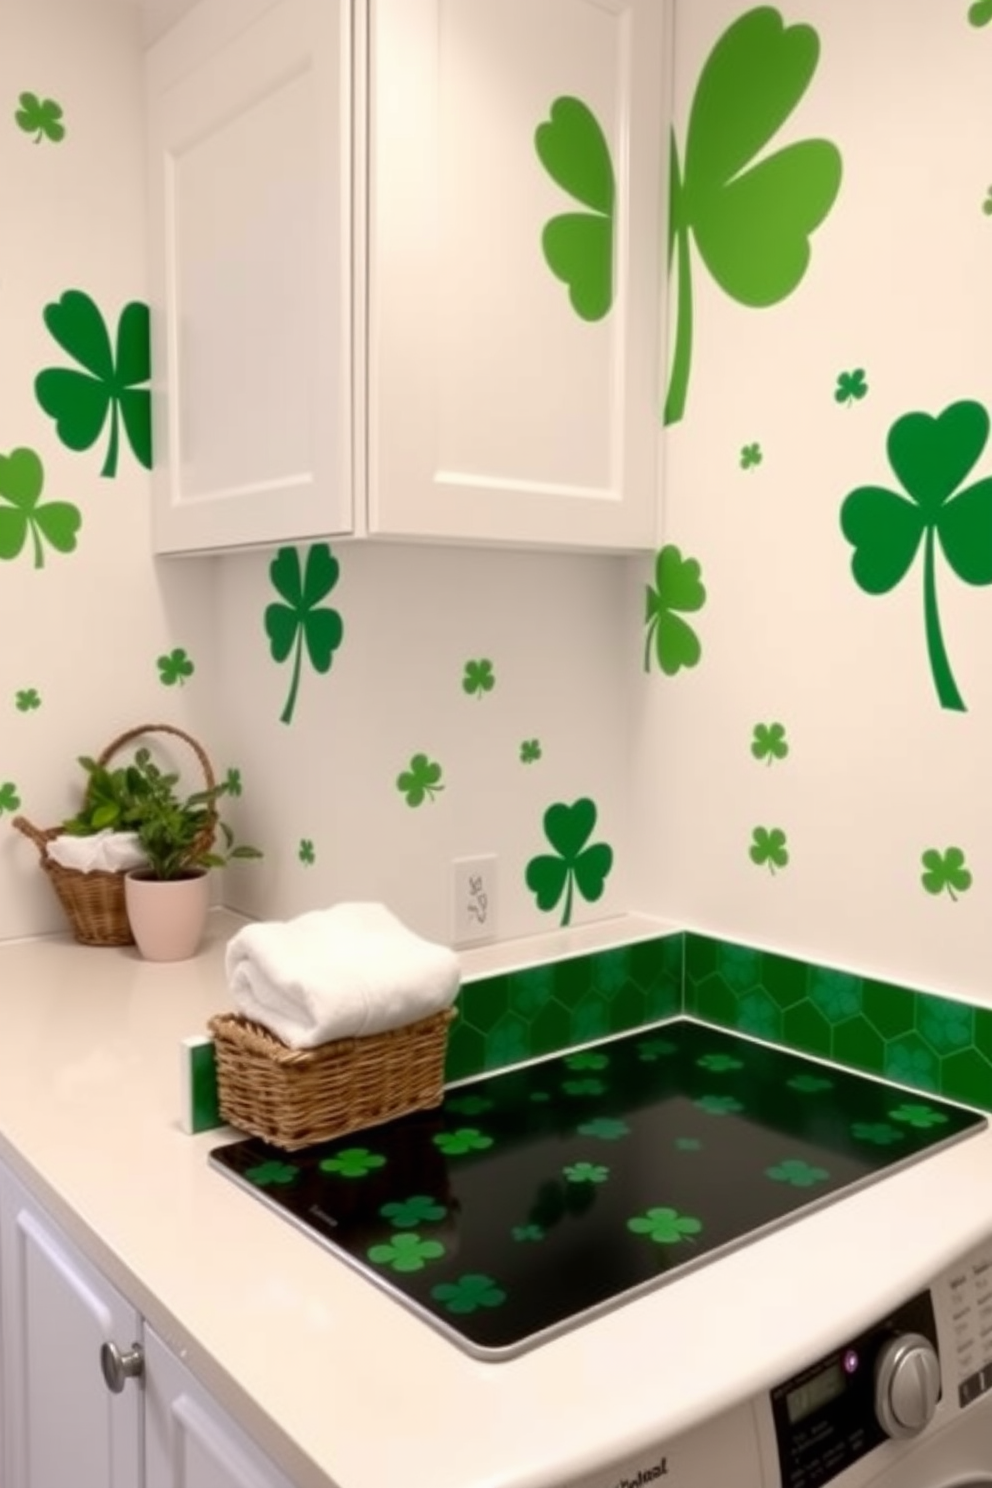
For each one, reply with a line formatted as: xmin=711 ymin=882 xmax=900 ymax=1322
xmin=46 ymin=829 xmax=148 ymax=874
xmin=224 ymin=902 xmax=460 ymax=1049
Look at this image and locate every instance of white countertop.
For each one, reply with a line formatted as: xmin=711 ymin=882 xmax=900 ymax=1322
xmin=2 ymin=912 xmax=992 ymax=1488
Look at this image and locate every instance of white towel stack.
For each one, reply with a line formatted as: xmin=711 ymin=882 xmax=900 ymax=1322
xmin=224 ymin=902 xmax=460 ymax=1049
xmin=45 ymin=830 xmax=148 ymax=874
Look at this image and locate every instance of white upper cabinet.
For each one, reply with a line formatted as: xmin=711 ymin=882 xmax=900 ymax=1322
xmin=145 ymin=0 xmax=670 ymax=553
xmin=366 ymin=0 xmax=669 ymax=549
xmin=147 ymin=0 xmax=352 ymax=552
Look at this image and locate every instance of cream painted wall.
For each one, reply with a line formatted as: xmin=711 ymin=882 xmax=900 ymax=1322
xmin=630 ymin=0 xmax=992 ymax=1001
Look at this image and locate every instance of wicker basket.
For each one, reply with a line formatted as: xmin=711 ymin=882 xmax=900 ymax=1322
xmin=11 ymin=723 xmax=217 ymax=948
xmin=208 ymin=1008 xmax=456 ymax=1151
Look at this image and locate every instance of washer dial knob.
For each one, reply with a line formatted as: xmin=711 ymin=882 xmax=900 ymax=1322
xmin=875 ymin=1332 xmax=941 ymax=1438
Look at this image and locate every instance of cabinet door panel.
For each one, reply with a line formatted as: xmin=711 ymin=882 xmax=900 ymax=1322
xmin=1 ymin=1195 xmax=141 ymax=1488
xmin=368 ymin=0 xmax=670 ymax=549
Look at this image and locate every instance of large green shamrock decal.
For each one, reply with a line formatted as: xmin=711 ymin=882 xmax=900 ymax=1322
xmin=535 ymin=97 xmax=614 ymax=321
xmin=665 ymin=8 xmax=842 ymax=425
xmin=396 ymin=753 xmax=444 ymax=807
xmin=644 ymin=545 xmax=706 ymax=674
xmin=264 ymin=544 xmax=344 ymax=725
xmin=431 ymin=1274 xmax=507 ymax=1315
xmin=627 ymin=1207 xmax=703 ymax=1244
xmin=840 ymin=400 xmax=992 ymax=712
xmin=15 ymin=92 xmax=65 ymax=143
xmin=367 ymin=1233 xmax=445 ymax=1273
xmin=921 ymin=847 xmax=973 ymax=901
xmin=525 ymin=797 xmax=614 ymax=926
xmin=35 ymin=290 xmax=151 ymax=476
xmin=0 ymin=448 xmax=81 ymax=568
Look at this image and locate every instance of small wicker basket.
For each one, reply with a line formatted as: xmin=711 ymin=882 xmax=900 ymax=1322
xmin=208 ymin=1007 xmax=456 ymax=1151
xmin=12 ymin=723 xmax=217 ymax=948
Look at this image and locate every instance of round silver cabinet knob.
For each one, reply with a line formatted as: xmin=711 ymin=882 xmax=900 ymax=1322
xmin=100 ymin=1340 xmax=145 ymax=1394
xmin=875 ymin=1332 xmax=941 ymax=1438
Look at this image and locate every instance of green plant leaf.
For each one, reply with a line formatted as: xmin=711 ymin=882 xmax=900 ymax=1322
xmin=535 ymin=96 xmax=615 ymax=322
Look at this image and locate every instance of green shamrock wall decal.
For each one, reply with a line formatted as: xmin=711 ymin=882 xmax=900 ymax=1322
xmin=298 ymin=838 xmax=316 ymax=866
xmin=0 ymin=448 xmax=81 ymax=568
xmin=665 ymin=7 xmax=842 ymax=425
xmin=983 ymin=188 xmax=992 ymax=216
xmin=520 ymin=739 xmax=542 ymax=764
xmin=0 ymin=782 xmax=22 ymax=816
xmin=920 ymin=846 xmax=972 ymax=900
xmin=644 ymin=545 xmax=706 ymax=674
xmin=750 ymin=825 xmax=789 ymax=873
xmin=15 ymin=92 xmax=65 ymax=143
xmin=156 ymin=647 xmax=194 ymax=686
xmin=15 ymin=689 xmax=41 ymax=711
xmin=462 ymin=658 xmax=495 ymax=699
xmin=627 ymin=1206 xmax=702 ymax=1244
xmin=969 ymin=0 xmax=992 ymax=24
xmin=840 ymin=399 xmax=992 ymax=712
xmin=835 ymin=369 xmax=868 ymax=406
xmin=224 ymin=767 xmax=242 ymax=797
xmin=35 ymin=290 xmax=151 ymax=477
xmin=264 ymin=544 xmax=344 ymax=725
xmin=535 ymin=96 xmax=615 ymax=321
xmin=751 ymin=722 xmax=789 ymax=764
xmin=525 ymin=797 xmax=614 ymax=927
xmin=396 ymin=754 xmax=444 ymax=807
xmin=740 ymin=442 xmax=763 ymax=469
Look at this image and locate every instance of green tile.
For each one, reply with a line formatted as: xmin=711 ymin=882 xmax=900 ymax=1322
xmin=716 ymin=942 xmax=762 ymax=991
xmin=781 ymin=1001 xmax=833 ymax=1059
xmin=605 ymin=979 xmax=650 ymax=1035
xmin=862 ymin=980 xmax=915 ymax=1040
xmin=761 ymin=951 xmax=810 ymax=1009
xmin=553 ymin=955 xmax=595 ymax=1009
xmin=883 ymin=1033 xmax=939 ymax=1094
xmin=940 ymin=1049 xmax=992 ymax=1111
xmin=508 ymin=966 xmax=555 ymax=1016
xmin=975 ymin=1008 xmax=992 ymax=1061
xmin=570 ymin=993 xmax=610 ymax=1045
xmin=688 ymin=974 xmax=739 ymax=1029
xmin=528 ymin=998 xmax=573 ymax=1059
xmin=642 ymin=973 xmax=681 ymax=1023
xmin=591 ymin=946 xmax=631 ymax=996
xmin=485 ymin=1012 xmax=530 ymax=1070
xmin=460 ymin=975 xmax=511 ymax=1034
xmin=444 ymin=1021 xmax=487 ymax=1083
xmin=737 ymin=990 xmax=782 ymax=1042
xmin=683 ymin=932 xmax=718 ymax=984
xmin=831 ymin=1016 xmax=886 ymax=1077
xmin=809 ymin=968 xmax=863 ymax=1025
xmin=915 ymin=995 xmax=975 ymax=1055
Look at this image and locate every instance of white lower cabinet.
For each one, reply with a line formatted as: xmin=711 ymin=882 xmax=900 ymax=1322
xmin=0 ymin=1173 xmax=293 ymax=1488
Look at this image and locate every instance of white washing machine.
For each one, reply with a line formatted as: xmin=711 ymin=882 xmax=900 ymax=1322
xmin=574 ymin=1234 xmax=992 ymax=1488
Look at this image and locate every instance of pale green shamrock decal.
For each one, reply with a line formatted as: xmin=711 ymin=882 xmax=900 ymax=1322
xmin=396 ymin=753 xmax=444 ymax=807
xmin=921 ymin=847 xmax=972 ymax=901
xmin=319 ymin=1147 xmax=386 ymax=1178
xmin=565 ymin=1050 xmax=609 ymax=1072
xmin=157 ymin=647 xmax=194 ymax=686
xmin=298 ymin=839 xmax=316 ymax=866
xmin=840 ymin=399 xmax=992 ymax=713
xmin=644 ymin=545 xmax=706 ymax=674
xmin=766 ymin=1158 xmax=829 ymax=1187
xmin=462 ymin=658 xmax=495 ymax=699
xmin=851 ymin=1121 xmax=905 ymax=1146
xmin=674 ymin=1137 xmax=702 ymax=1151
xmin=535 ymin=96 xmax=614 ymax=320
xmin=264 ymin=545 xmax=344 ymax=725
xmin=15 ymin=688 xmax=41 ymax=711
xmin=444 ymin=1093 xmax=494 ymax=1118
xmin=750 ymin=826 xmax=789 ymax=873
xmin=431 ymin=1274 xmax=507 ymax=1315
xmin=697 ymin=1053 xmax=744 ymax=1073
xmin=627 ymin=1207 xmax=703 ymax=1244
xmin=751 ymin=722 xmax=789 ymax=764
xmin=787 ymin=1074 xmax=833 ymax=1094
xmin=379 ymin=1196 xmax=447 ymax=1229
xmin=15 ymin=91 xmax=65 ymax=143
xmin=694 ymin=1094 xmax=745 ymax=1116
xmin=432 ymin=1128 xmax=493 ymax=1156
xmin=0 ymin=447 xmax=81 ymax=568
xmin=520 ymin=739 xmax=542 ymax=764
xmin=740 ymin=442 xmax=763 ymax=469
xmin=512 ymin=1224 xmax=545 ymax=1242
xmin=563 ymin=1161 xmax=609 ymax=1184
xmin=245 ymin=1160 xmax=299 ymax=1186
xmin=576 ymin=1117 xmax=629 ymax=1141
xmin=637 ymin=1036 xmax=677 ymax=1062
xmin=367 ymin=1233 xmax=445 ymax=1273
xmin=561 ymin=1077 xmax=606 ymax=1098
xmin=525 ymin=797 xmax=613 ymax=926
xmin=888 ymin=1102 xmax=949 ymax=1130
xmin=665 ymin=8 xmax=842 ymax=424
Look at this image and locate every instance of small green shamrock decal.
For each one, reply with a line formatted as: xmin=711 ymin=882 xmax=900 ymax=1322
xmin=835 ymin=368 xmax=868 ymax=406
xmin=156 ymin=647 xmax=194 ymax=686
xmin=35 ymin=290 xmax=151 ymax=476
xmin=561 ymin=1078 xmax=607 ymax=1097
xmin=750 ymin=826 xmax=790 ymax=873
xmin=888 ymin=1102 xmax=949 ymax=1130
xmin=367 ymin=1233 xmax=445 ymax=1273
xmin=740 ymin=442 xmax=763 ymax=469
xmin=15 ymin=689 xmax=41 ymax=711
xmin=644 ymin=545 xmax=706 ymax=675
xmin=512 ymin=1223 xmax=545 ymax=1242
xmin=396 ymin=753 xmax=444 ymax=807
xmin=15 ymin=92 xmax=65 ymax=143
xmin=431 ymin=1274 xmax=507 ymax=1315
xmin=851 ymin=1121 xmax=905 ymax=1146
xmin=318 ymin=1147 xmax=387 ymax=1178
xmin=0 ymin=782 xmax=22 ymax=816
xmin=694 ymin=1094 xmax=745 ymax=1116
xmin=380 ymin=1195 xmax=447 ymax=1229
xmin=697 ymin=1053 xmax=744 ymax=1073
xmin=921 ymin=847 xmax=972 ymax=901
xmin=766 ymin=1158 xmax=830 ymax=1187
xmin=432 ymin=1128 xmax=493 ymax=1156
xmin=788 ymin=1074 xmax=833 ymax=1094
xmin=627 ymin=1207 xmax=703 ymax=1244
xmin=520 ymin=739 xmax=542 ymax=764
xmin=535 ymin=96 xmax=615 ymax=321
xmin=969 ymin=0 xmax=992 ymax=23
xmin=674 ymin=1137 xmax=702 ymax=1151
xmin=245 ymin=1160 xmax=299 ymax=1186
xmin=665 ymin=8 xmax=842 ymax=424
xmin=444 ymin=1093 xmax=494 ymax=1118
xmin=565 ymin=1050 xmax=609 ymax=1072
xmin=265 ymin=545 xmax=344 ymax=725
xmin=751 ymin=722 xmax=789 ymax=765
xmin=983 ymin=187 xmax=992 ymax=216
xmin=637 ymin=1036 xmax=677 ymax=1062
xmin=462 ymin=658 xmax=495 ymax=699
xmin=298 ymin=838 xmax=316 ymax=866
xmin=224 ymin=767 xmax=242 ymax=797
xmin=576 ymin=1117 xmax=629 ymax=1141
xmin=0 ymin=448 xmax=81 ymax=568
xmin=563 ymin=1161 xmax=609 ymax=1184
xmin=525 ymin=797 xmax=613 ymax=926
xmin=840 ymin=399 xmax=992 ymax=713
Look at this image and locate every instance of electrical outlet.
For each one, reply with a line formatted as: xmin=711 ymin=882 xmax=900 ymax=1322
xmin=452 ymin=855 xmax=497 ymax=946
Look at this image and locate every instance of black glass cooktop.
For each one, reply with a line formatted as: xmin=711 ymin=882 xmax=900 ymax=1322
xmin=210 ymin=1019 xmax=985 ymax=1358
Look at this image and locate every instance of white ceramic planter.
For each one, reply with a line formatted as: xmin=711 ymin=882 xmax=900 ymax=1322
xmin=124 ymin=869 xmax=210 ymax=962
